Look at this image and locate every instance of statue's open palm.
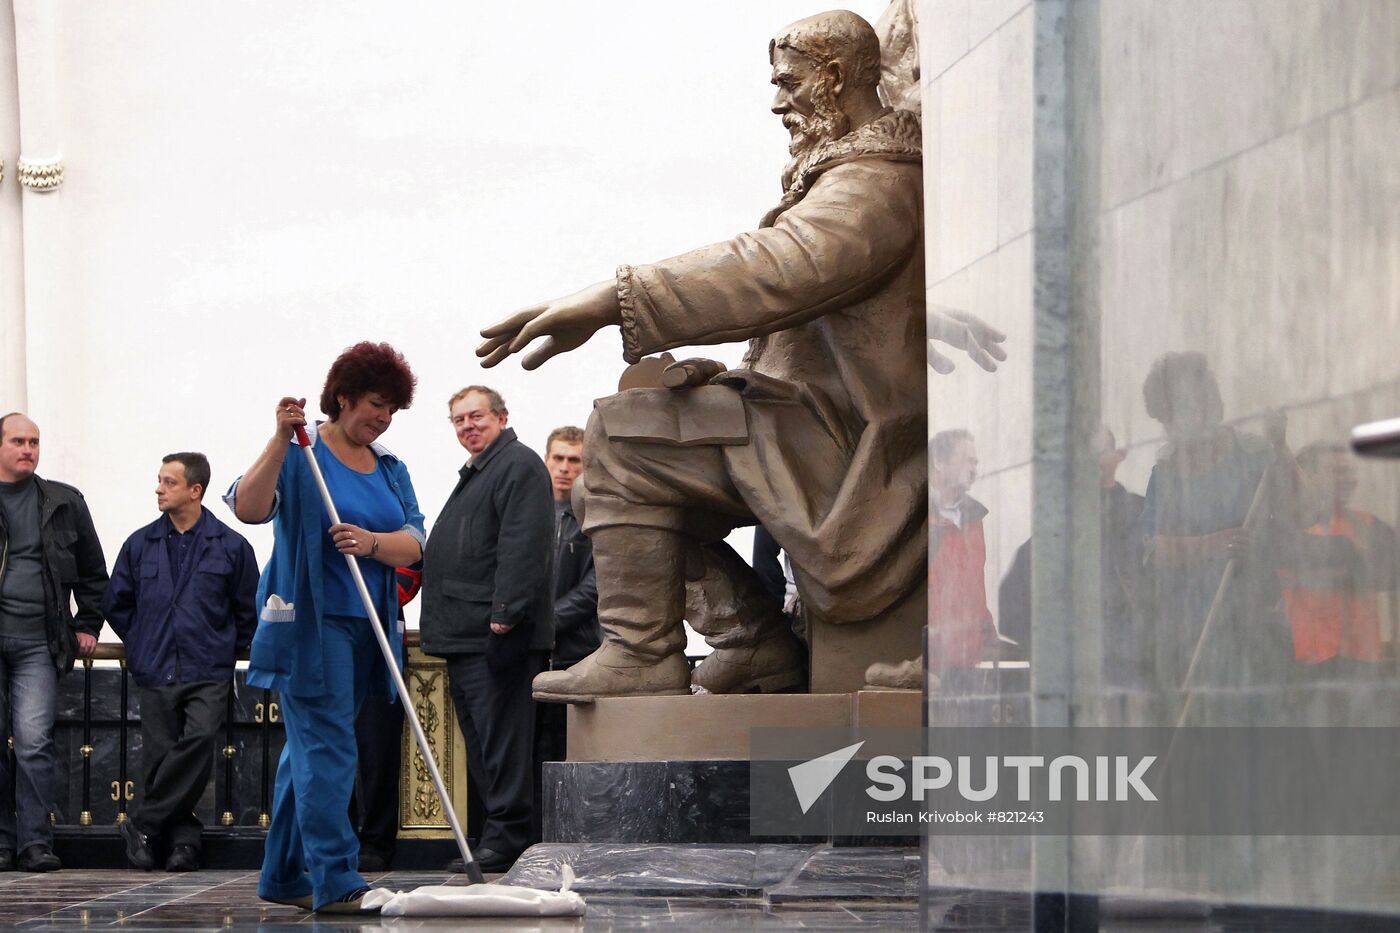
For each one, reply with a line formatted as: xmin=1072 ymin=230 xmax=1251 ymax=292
xmin=927 ymin=307 xmax=1008 ymax=374
xmin=478 ymin=281 xmax=621 ymax=370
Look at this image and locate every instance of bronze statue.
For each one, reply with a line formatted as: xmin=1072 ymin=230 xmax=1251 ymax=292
xmin=480 ymin=9 xmax=1004 ymax=702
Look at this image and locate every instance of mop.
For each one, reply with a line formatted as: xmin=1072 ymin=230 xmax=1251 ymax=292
xmin=293 ymin=425 xmax=585 ymax=917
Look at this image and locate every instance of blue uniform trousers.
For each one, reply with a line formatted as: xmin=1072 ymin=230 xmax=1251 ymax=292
xmin=257 ymin=614 xmax=379 ymax=909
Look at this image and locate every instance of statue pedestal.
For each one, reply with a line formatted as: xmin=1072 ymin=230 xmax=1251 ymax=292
xmin=808 ymin=583 xmax=927 ymax=693
xmin=543 ymin=690 xmax=919 ymax=845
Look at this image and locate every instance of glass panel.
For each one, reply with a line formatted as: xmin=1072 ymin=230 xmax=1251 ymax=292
xmin=923 ymin=0 xmax=1400 ymax=916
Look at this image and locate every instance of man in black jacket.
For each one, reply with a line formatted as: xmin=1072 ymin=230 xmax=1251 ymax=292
xmin=533 ymin=427 xmax=599 ymax=836
xmin=0 ymin=413 xmax=107 ymax=873
xmin=544 ymin=426 xmax=599 ymax=671
xmin=420 ymin=387 xmax=553 ymax=873
xmin=104 ymin=452 xmax=258 ymax=872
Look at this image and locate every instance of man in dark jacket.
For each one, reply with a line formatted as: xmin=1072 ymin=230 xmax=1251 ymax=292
xmin=103 ymin=452 xmax=258 ymax=872
xmin=545 ymin=426 xmax=599 ymax=671
xmin=421 ymin=387 xmax=553 ymax=873
xmin=533 ymin=426 xmax=598 ymax=837
xmin=0 ymin=413 xmax=107 ymax=873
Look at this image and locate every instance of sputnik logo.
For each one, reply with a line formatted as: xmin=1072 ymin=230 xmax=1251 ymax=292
xmin=788 ymin=741 xmax=865 ymax=814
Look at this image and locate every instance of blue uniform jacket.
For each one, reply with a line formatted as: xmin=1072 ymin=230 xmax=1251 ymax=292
xmin=102 ymin=507 xmax=259 ymax=689
xmin=223 ymin=427 xmax=426 ymax=699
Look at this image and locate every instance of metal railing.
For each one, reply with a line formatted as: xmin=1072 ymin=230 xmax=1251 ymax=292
xmin=74 ymin=644 xmax=279 ymax=830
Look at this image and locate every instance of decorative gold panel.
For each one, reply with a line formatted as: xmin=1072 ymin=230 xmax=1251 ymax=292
xmin=398 ymin=642 xmax=468 ymax=837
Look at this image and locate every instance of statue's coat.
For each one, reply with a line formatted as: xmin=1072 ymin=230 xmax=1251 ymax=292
xmin=604 ymin=109 xmax=928 ymax=624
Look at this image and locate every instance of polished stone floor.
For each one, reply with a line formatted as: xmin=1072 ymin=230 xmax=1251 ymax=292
xmin=0 ymin=869 xmax=920 ymax=930
xmin=3 ymin=869 xmax=1397 ymax=931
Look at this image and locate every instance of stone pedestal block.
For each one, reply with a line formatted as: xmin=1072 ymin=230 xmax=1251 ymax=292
xmin=565 ymin=690 xmax=921 ymax=761
xmin=809 ymin=583 xmax=926 ymax=693
xmin=548 ymin=690 xmax=922 ymax=845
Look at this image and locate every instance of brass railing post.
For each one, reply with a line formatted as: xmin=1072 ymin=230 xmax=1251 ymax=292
xmin=220 ymin=683 xmax=237 ymax=826
xmin=115 ymin=659 xmax=130 ymax=824
xmin=258 ymin=689 xmax=274 ymax=827
xmin=78 ymin=657 xmax=93 ymax=826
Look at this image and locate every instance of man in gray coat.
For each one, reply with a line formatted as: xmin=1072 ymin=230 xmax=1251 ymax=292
xmin=420 ymin=386 xmax=553 ymax=873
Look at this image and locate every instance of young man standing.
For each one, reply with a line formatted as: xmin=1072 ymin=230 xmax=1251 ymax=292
xmin=543 ymin=426 xmax=598 ymax=675
xmin=104 ymin=452 xmax=258 ymax=871
xmin=533 ymin=427 xmax=598 ymax=836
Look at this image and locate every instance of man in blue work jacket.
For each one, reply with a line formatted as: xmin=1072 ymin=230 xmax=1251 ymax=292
xmin=104 ymin=452 xmax=258 ymax=872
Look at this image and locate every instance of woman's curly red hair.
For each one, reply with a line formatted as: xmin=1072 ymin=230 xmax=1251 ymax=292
xmin=320 ymin=341 xmax=417 ymax=420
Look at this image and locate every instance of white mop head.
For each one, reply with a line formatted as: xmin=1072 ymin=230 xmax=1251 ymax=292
xmin=361 ymin=865 xmax=586 ymax=918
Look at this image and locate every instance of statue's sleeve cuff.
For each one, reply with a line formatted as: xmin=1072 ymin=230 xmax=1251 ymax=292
xmin=616 ymin=263 xmax=643 ymax=364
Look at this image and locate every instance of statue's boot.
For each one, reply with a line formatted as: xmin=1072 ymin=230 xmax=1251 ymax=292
xmin=863 ymin=658 xmax=925 ymax=691
xmin=692 ymin=626 xmax=806 ymax=694
xmin=533 ymin=525 xmax=690 ymax=703
xmin=684 ymin=540 xmax=805 ymax=694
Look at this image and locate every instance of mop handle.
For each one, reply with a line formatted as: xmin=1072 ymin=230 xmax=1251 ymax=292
xmin=294 ymin=426 xmax=481 ymax=880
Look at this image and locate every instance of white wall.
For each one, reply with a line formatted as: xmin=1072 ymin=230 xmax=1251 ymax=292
xmin=0 ymin=0 xmax=886 ymax=634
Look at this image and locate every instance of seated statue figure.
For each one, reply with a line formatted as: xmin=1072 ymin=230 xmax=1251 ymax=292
xmin=480 ymin=9 xmax=1003 ymax=702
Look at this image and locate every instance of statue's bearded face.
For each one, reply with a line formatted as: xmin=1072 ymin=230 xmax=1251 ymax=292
xmin=770 ymin=47 xmax=850 ymax=157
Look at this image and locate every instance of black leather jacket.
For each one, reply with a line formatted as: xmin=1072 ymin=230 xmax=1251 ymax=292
xmin=551 ymin=501 xmax=599 ymax=668
xmin=0 ymin=476 xmax=108 ymax=673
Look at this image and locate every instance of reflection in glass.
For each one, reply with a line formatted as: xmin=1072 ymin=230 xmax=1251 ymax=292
xmin=1138 ymin=351 xmax=1296 ymax=689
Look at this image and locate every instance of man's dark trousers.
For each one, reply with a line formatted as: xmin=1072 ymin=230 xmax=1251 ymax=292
xmin=445 ymin=651 xmax=547 ymax=860
xmin=136 ymin=680 xmax=228 ymax=852
xmin=352 ymin=690 xmax=404 ymax=862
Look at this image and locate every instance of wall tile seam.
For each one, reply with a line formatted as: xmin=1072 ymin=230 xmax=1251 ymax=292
xmin=923 ymin=1 xmax=1032 ymax=89
xmin=927 ymin=229 xmax=1032 ymax=291
xmin=1103 ymin=75 xmax=1400 ymax=218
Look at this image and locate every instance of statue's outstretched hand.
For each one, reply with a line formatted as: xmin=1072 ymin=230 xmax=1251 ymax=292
xmin=927 ymin=307 xmax=1008 ymax=374
xmin=477 ymin=280 xmax=622 ymax=370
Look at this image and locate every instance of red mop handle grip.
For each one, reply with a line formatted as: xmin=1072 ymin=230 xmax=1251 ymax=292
xmin=294 ymin=425 xmax=312 ymax=447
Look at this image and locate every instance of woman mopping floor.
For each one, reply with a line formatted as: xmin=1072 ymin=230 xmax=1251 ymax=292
xmin=224 ymin=342 xmax=481 ymax=915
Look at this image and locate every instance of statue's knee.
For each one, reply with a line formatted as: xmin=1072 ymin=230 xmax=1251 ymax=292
xmin=580 ymin=494 xmax=684 ymax=535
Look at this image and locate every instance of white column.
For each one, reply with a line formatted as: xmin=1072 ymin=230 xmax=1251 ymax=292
xmin=0 ymin=0 xmax=25 ymax=411
xmin=11 ymin=0 xmax=65 ymax=447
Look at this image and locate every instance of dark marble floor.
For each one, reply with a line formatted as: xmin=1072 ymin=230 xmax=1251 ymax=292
xmin=4 ymin=869 xmax=1396 ymax=931
xmin=0 ymin=869 xmax=919 ymax=930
